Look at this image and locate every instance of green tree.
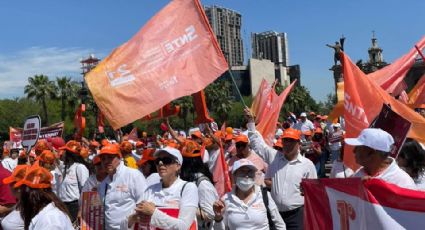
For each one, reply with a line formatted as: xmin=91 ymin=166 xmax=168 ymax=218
xmin=205 ymin=80 xmax=233 ymax=123
xmin=24 ymin=75 xmax=57 ymax=125
xmin=276 ymin=84 xmax=319 ymax=119
xmin=56 ymin=77 xmax=80 ymax=121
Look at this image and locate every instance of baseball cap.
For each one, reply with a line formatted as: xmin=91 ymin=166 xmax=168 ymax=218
xmin=234 ymin=135 xmax=249 ymax=143
xmin=300 ymin=112 xmax=307 ymax=117
xmin=120 ymin=141 xmax=133 ymax=154
xmin=154 ymin=147 xmax=183 ymax=165
xmin=3 ymin=165 xmax=30 ymax=184
xmin=181 ymin=140 xmax=201 ymax=158
xmin=273 ymin=138 xmax=283 ymax=148
xmin=92 ymin=155 xmax=101 ymax=165
xmin=225 ymin=134 xmax=233 ymax=141
xmin=191 ymin=131 xmax=203 ymax=139
xmin=89 ymin=141 xmax=100 ymax=148
xmin=137 ymin=148 xmax=156 ymax=166
xmin=345 ymin=128 xmax=394 ymax=152
xmin=38 ymin=150 xmax=56 ymax=164
xmin=99 ymin=143 xmax=122 ymax=158
xmin=231 ymin=159 xmax=257 ymax=174
xmin=14 ymin=163 xmax=53 ymax=189
xmin=281 ymin=128 xmax=301 ymax=140
xmin=59 ymin=140 xmax=82 ymax=155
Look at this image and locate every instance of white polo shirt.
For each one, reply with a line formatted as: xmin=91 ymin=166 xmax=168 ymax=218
xmin=29 ymin=202 xmax=73 ymax=230
xmin=141 ymin=178 xmax=198 ymax=230
xmin=214 ymin=186 xmax=286 ymax=230
xmin=1 ymin=158 xmax=17 ymax=172
xmin=98 ymin=162 xmax=146 ymax=230
xmin=1 ymin=209 xmax=24 ymax=230
xmin=352 ymin=157 xmax=416 ymax=190
xmin=57 ymin=162 xmax=89 ymax=202
xmin=198 ymin=179 xmax=219 ymax=230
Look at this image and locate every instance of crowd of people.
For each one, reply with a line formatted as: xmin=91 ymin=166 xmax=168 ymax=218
xmin=0 ymin=107 xmax=424 ymax=230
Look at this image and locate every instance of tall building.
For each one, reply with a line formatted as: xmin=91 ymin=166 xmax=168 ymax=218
xmin=251 ymin=31 xmax=289 ymax=66
xmin=204 ymin=5 xmax=244 ymax=66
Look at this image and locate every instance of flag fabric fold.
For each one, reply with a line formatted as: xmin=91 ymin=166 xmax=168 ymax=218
xmin=408 ymin=74 xmax=425 ymax=107
xmin=302 ymin=178 xmax=425 ymax=230
xmin=342 ymin=52 xmax=425 ymax=171
xmin=251 ymin=79 xmax=274 ymax=124
xmin=85 ymin=0 xmax=228 ymax=129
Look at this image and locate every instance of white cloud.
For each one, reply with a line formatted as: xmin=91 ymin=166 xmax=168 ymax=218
xmin=0 ymin=47 xmax=102 ymax=98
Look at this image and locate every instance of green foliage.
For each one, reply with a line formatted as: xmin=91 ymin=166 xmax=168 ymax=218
xmin=277 ymin=84 xmax=320 ymax=120
xmin=205 ymin=79 xmax=233 ymax=123
xmin=24 ymin=75 xmax=57 ymax=125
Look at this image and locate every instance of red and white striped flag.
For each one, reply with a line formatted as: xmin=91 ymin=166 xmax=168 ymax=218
xmin=302 ymin=178 xmax=425 ymax=230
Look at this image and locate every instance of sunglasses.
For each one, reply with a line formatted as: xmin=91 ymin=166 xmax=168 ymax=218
xmin=235 ymin=143 xmax=247 ymax=149
xmin=154 ymin=157 xmax=177 ymax=166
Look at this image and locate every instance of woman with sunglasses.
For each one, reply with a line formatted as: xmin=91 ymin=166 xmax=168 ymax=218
xmin=213 ymin=159 xmax=286 ymax=230
xmin=124 ymin=147 xmax=198 ymax=230
xmin=180 ymin=140 xmax=218 ymax=229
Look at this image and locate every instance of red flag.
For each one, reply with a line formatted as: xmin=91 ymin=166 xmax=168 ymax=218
xmin=342 ymin=52 xmax=425 ymax=171
xmin=213 ymin=141 xmax=232 ymax=197
xmin=368 ymin=36 xmax=425 ymax=93
xmin=257 ymin=80 xmax=297 ymax=146
xmin=127 ymin=128 xmax=138 ymax=141
xmin=302 ymin=178 xmax=425 ymax=230
xmin=85 ymin=0 xmax=228 ymax=129
xmin=251 ymin=79 xmax=274 ymax=124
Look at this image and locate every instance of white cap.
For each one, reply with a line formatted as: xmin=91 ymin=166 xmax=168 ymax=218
xmin=300 ymin=112 xmax=307 ymax=117
xmin=231 ymin=159 xmax=257 ymax=174
xmin=154 ymin=147 xmax=183 ymax=165
xmin=345 ymin=128 xmax=394 ymax=152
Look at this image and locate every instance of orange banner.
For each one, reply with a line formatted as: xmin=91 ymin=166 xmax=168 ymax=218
xmin=85 ymin=0 xmax=228 ymax=129
xmin=408 ymin=74 xmax=425 ymax=107
xmin=328 ymin=82 xmax=344 ymax=122
xmin=342 ymin=52 xmax=425 ymax=171
xmin=251 ymin=79 xmax=273 ymax=124
xmin=257 ymin=80 xmax=297 ymax=146
xmin=368 ymin=36 xmax=425 ymax=93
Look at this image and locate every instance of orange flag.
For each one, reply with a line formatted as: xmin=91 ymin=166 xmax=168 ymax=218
xmin=214 ymin=141 xmax=232 ymax=197
xmin=251 ymin=79 xmax=274 ymax=124
xmin=342 ymin=52 xmax=425 ymax=171
xmin=408 ymin=74 xmax=425 ymax=107
xmin=85 ymin=0 xmax=228 ymax=129
xmin=328 ymin=82 xmax=344 ymax=122
xmin=257 ymin=80 xmax=297 ymax=146
xmin=368 ymin=36 xmax=425 ymax=93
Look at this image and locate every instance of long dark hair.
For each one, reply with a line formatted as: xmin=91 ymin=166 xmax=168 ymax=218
xmin=63 ymin=150 xmax=92 ymax=180
xmin=180 ymin=156 xmax=214 ymax=184
xmin=399 ymin=138 xmax=425 ymax=180
xmin=19 ymin=185 xmax=70 ymax=229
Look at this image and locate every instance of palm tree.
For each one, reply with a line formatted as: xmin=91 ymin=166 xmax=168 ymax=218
xmin=24 ymin=75 xmax=57 ymax=125
xmin=56 ymin=77 xmax=79 ymax=121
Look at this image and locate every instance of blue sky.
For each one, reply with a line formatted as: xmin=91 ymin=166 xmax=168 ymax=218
xmin=0 ymin=0 xmax=424 ymax=101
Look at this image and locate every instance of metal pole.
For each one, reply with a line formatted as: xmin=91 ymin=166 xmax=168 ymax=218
xmin=227 ymin=66 xmax=247 ymax=107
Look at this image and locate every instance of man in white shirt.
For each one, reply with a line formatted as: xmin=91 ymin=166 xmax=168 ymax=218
xmin=345 ymin=128 xmax=416 ymax=189
xmin=293 ymin=112 xmax=314 ymax=134
xmin=245 ymin=108 xmax=317 ymax=230
xmin=1 ymin=149 xmax=18 ymax=172
xmin=98 ymin=143 xmax=147 ymax=230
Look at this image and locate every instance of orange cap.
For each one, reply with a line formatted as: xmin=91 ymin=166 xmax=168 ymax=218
xmin=38 ymin=150 xmax=56 ymax=165
xmin=282 ymin=128 xmax=301 ymax=140
xmin=92 ymin=155 xmax=101 ymax=165
xmin=14 ymin=163 xmax=52 ymax=189
xmin=273 ymin=139 xmax=283 ymax=148
xmin=191 ymin=131 xmax=202 ymax=139
xmin=3 ymin=165 xmax=30 ymax=184
xmin=136 ymin=141 xmax=144 ymax=148
xmin=34 ymin=139 xmax=50 ymax=154
xmin=225 ymin=134 xmax=233 ymax=141
xmin=181 ymin=140 xmax=201 ymax=158
xmin=303 ymin=130 xmax=312 ymax=136
xmin=59 ymin=140 xmax=82 ymax=155
xmin=214 ymin=131 xmax=223 ymax=139
xmin=166 ymin=140 xmax=180 ymax=149
xmin=101 ymin=139 xmax=110 ymax=146
xmin=137 ymin=148 xmax=156 ymax=166
xmin=314 ymin=127 xmax=323 ymax=134
xmin=120 ymin=141 xmax=133 ymax=154
xmin=19 ymin=149 xmax=26 ymax=158
xmin=90 ymin=141 xmax=100 ymax=148
xmin=99 ymin=144 xmax=122 ymax=158
xmin=203 ymin=138 xmax=213 ymax=147
xmin=234 ymin=135 xmax=249 ymax=143
xmin=80 ymin=147 xmax=89 ymax=159
xmin=225 ymin=127 xmax=233 ymax=135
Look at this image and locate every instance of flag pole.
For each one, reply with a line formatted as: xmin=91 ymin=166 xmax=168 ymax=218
xmin=227 ymin=65 xmax=247 ymax=107
xmin=415 ymin=45 xmax=425 ymax=63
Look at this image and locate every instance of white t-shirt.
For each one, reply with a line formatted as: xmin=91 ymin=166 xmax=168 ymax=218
xmin=141 ymin=178 xmax=198 ymax=230
xmin=146 ymin=173 xmax=161 ymax=188
xmin=57 ymin=162 xmax=89 ymax=202
xmin=1 ymin=209 xmax=24 ymax=230
xmin=98 ymin=162 xmax=146 ymax=230
xmin=197 ymin=179 xmax=219 ymax=230
xmin=214 ymin=186 xmax=286 ymax=230
xmin=352 ymin=157 xmax=417 ymax=190
xmin=330 ymin=161 xmax=354 ymax=178
xmin=29 ymin=202 xmax=73 ymax=230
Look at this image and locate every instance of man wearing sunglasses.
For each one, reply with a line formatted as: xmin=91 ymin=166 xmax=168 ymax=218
xmin=228 ymin=135 xmax=268 ymax=186
xmin=98 ymin=143 xmax=147 ymax=230
xmin=244 ymin=107 xmax=317 ymax=230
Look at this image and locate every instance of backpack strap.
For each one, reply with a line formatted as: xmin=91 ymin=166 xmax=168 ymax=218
xmin=261 ymin=187 xmax=276 ymax=230
xmin=180 ymin=181 xmax=189 ymax=197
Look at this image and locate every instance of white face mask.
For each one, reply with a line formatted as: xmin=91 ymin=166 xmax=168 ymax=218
xmin=236 ymin=176 xmax=255 ymax=192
